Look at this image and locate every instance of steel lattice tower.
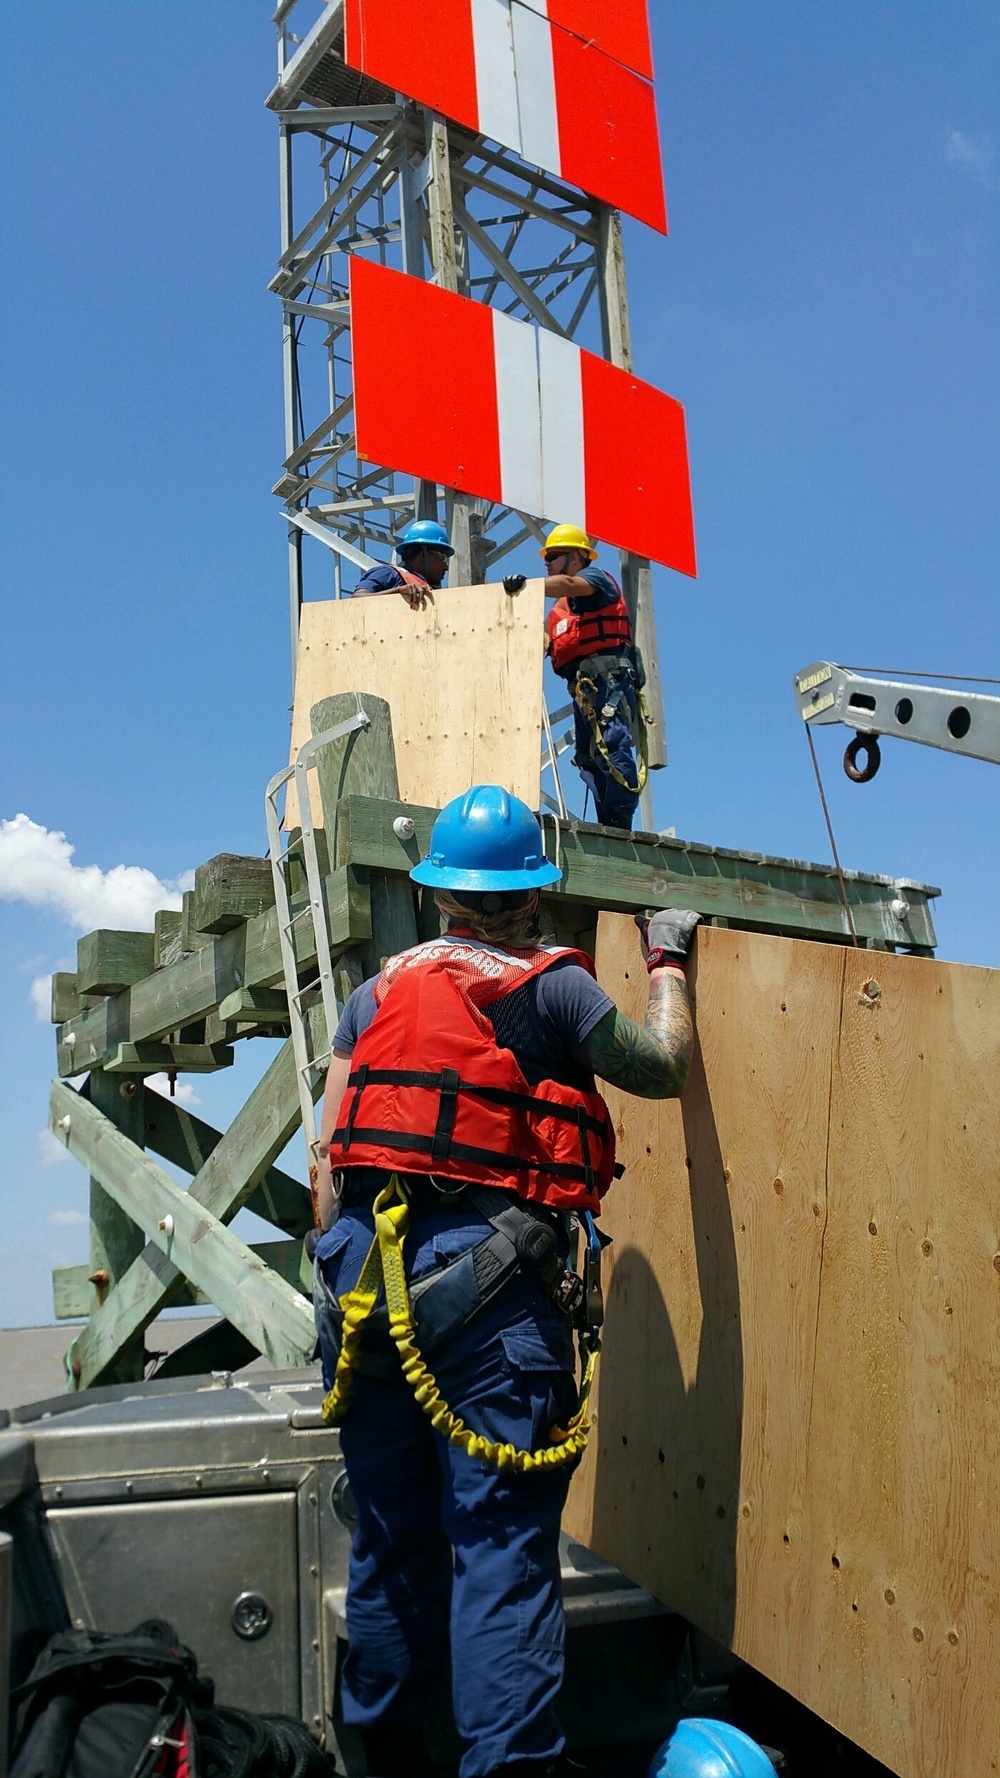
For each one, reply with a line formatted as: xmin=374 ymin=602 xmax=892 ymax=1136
xmin=268 ymin=0 xmax=667 ymax=824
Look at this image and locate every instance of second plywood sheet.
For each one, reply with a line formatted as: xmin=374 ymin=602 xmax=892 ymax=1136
xmin=564 ymin=917 xmax=1000 ymax=1778
xmin=286 ymin=580 xmax=545 ymax=826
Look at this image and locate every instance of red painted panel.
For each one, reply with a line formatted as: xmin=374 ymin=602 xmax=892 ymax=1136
xmin=349 ymin=259 xmax=503 ymax=501
xmin=546 ymin=0 xmax=654 ymax=82
xmin=344 ymin=0 xmax=480 ymax=134
xmin=580 ymin=350 xmax=696 ymax=575
xmin=551 ymin=29 xmax=667 ymax=234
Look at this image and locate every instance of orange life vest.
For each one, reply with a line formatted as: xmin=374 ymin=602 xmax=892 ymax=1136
xmin=545 ymin=579 xmax=632 ymax=673
xmin=332 ymin=936 xmax=616 ymax=1212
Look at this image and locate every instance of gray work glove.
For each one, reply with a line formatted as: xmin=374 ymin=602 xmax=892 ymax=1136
xmin=503 ymin=573 xmax=527 ymax=594
xmin=635 ymin=909 xmax=700 ymax=967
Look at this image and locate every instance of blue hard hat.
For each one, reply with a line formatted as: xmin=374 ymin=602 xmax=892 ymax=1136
xmin=648 ymin=1719 xmax=776 ymax=1778
xmin=410 ymin=786 xmax=562 ymax=891
xmin=397 ymin=519 xmax=454 ymax=557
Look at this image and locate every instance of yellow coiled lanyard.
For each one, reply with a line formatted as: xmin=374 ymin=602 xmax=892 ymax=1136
xmin=573 ymin=670 xmax=652 ymax=796
xmin=321 ymin=1175 xmax=600 ymax=1475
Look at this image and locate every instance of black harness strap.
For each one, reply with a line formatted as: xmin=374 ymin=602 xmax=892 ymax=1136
xmin=333 ymin=1126 xmax=593 ymax=1185
xmin=339 ymin=1061 xmax=368 ymax=1150
xmin=340 ymin=1066 xmax=606 ymax=1135
xmin=430 ymin=1067 xmax=460 ymax=1160
xmin=575 ymin=1104 xmax=596 ymax=1195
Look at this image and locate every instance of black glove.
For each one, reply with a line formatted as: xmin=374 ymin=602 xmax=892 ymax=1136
xmin=634 ymin=909 xmax=700 ymax=970
xmin=503 ymin=573 xmax=527 ymax=594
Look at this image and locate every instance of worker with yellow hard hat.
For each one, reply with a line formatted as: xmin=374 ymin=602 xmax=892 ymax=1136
xmin=541 ymin=525 xmax=644 ymax=830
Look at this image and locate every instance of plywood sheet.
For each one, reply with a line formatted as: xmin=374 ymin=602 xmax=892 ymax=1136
xmin=286 ymin=580 xmax=545 ymax=826
xmin=565 ymin=918 xmax=1000 ymax=1778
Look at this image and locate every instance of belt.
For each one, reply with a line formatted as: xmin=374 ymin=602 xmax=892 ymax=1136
xmin=320 ymin=1181 xmax=588 ymax=1377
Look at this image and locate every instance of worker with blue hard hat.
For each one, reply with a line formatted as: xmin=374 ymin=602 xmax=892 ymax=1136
xmin=312 ymin=784 xmax=700 ymax=1778
xmin=648 ymin=1718 xmax=778 ymax=1778
xmin=353 ymin=518 xmax=455 ymax=607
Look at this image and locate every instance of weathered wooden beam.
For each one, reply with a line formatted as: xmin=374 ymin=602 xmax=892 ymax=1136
xmin=193 ymin=854 xmax=276 ymax=933
xmin=311 ymin=693 xmax=418 ymax=974
xmin=54 ymin=1261 xmax=204 ymax=1319
xmin=58 ymin=1009 xmax=325 ymax=1387
xmin=49 ymin=973 xmax=101 ymax=1022
xmin=77 ymin=929 xmax=155 ymax=996
xmin=141 ymin=1087 xmax=312 ymax=1236
xmin=179 ymin=890 xmax=213 ymax=954
xmin=49 ymin=1081 xmax=315 ymax=1370
xmin=334 ymin=795 xmax=940 ymax=951
xmin=105 ymin=1042 xmax=234 ymax=1074
xmin=56 ymin=867 xmax=370 ymax=1077
xmin=218 ymin=986 xmax=292 ymax=1033
xmin=53 ymin=1237 xmax=309 ymax=1318
xmin=153 ymin=910 xmax=184 ymax=968
xmin=84 ymin=1071 xmax=147 ymax=1384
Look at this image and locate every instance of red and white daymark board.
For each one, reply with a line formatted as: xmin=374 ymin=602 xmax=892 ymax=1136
xmin=350 ymin=258 xmax=696 ymax=576
xmin=343 ymin=0 xmax=666 ymax=234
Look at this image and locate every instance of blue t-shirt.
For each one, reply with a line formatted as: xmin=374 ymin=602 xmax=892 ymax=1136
xmin=334 ymin=953 xmax=613 ymax=1089
xmin=567 ymin=564 xmax=621 ymax=614
xmin=351 ymin=563 xmax=414 ymax=597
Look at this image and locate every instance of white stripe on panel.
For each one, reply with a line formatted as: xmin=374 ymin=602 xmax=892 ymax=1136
xmin=471 ymin=0 xmax=522 ymax=153
xmin=510 ymin=0 xmax=560 ymax=178
xmin=538 ymin=328 xmax=584 ymax=526
xmin=493 ymin=309 xmax=544 ymax=517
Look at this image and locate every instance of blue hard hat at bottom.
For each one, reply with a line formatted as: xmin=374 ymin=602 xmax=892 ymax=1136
xmin=648 ymin=1719 xmax=776 ymax=1778
xmin=410 ymin=785 xmax=562 ymax=891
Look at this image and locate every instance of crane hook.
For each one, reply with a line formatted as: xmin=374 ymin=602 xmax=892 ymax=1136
xmin=843 ymin=732 xmax=881 ymax=783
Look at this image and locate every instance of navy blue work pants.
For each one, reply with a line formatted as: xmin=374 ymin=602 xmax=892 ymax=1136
xmin=314 ymin=1202 xmax=578 ymax=1777
xmin=568 ymin=661 xmax=640 ymax=830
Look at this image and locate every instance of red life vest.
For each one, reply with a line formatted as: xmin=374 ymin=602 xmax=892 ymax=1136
xmin=545 ymin=578 xmax=632 ymax=673
xmin=397 ymin=566 xmax=429 ymax=589
xmin=332 ymin=936 xmax=617 ymax=1212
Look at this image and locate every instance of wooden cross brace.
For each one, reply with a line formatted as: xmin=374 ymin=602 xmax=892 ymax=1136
xmin=49 ymin=1007 xmax=327 ymax=1389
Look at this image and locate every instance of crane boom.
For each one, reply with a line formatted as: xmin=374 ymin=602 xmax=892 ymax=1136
xmin=793 ymin=660 xmax=1000 ymax=778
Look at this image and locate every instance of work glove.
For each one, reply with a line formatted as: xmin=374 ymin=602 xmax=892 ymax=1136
xmin=635 ymin=909 xmax=700 ymax=971
xmin=503 ymin=573 xmax=527 ymax=594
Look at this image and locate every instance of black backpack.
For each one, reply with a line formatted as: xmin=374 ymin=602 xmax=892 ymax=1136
xmin=10 ymin=1619 xmax=338 ymax=1778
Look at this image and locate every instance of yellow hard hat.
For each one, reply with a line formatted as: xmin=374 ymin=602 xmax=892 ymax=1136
xmin=540 ymin=524 xmax=597 ymax=561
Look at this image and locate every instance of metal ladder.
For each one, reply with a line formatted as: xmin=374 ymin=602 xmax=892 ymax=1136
xmin=540 ymin=698 xmax=574 ymax=819
xmin=264 ymin=701 xmax=371 ymax=1220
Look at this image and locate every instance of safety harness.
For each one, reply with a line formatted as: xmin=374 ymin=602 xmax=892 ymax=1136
xmin=546 ymin=578 xmax=653 ymax=799
xmin=546 ymin=585 xmax=633 ymax=671
xmin=320 ymin=1174 xmax=606 ymax=1474
xmin=572 ymin=665 xmax=653 ymax=798
xmin=320 ymin=936 xmax=616 ymax=1468
xmin=332 ymin=937 xmax=617 ymax=1212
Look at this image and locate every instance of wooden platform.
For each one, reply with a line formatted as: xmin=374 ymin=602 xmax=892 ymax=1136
xmin=565 ymin=917 xmax=1000 ymax=1778
xmin=287 ymin=580 xmax=546 ymax=823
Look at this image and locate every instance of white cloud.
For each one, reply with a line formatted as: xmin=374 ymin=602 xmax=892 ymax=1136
xmin=146 ymin=1072 xmax=200 ymax=1107
xmin=30 ymin=973 xmax=53 ymax=1021
xmin=0 ymin=814 xmax=194 ymax=934
xmin=38 ymin=1128 xmax=73 ymax=1168
xmin=48 ymin=1208 xmax=88 ymax=1226
xmin=946 ymin=130 xmax=998 ymax=193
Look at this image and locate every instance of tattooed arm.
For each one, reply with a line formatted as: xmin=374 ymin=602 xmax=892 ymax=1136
xmin=579 ymin=966 xmax=693 ymax=1098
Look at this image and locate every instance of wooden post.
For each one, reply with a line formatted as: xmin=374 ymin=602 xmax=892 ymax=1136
xmin=598 ymin=203 xmax=668 ymax=816
xmin=86 ymin=1069 xmax=146 ymax=1383
xmin=424 ymin=113 xmax=480 ymax=585
xmin=310 ymin=692 xmax=419 ymax=974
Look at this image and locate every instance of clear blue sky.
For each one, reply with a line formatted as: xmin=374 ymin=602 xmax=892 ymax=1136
xmin=1 ymin=2 xmax=997 ymax=1328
